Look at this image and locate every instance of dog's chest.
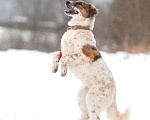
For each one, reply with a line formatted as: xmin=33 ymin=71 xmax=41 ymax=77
xmin=61 ymin=30 xmax=82 ymax=54
xmin=61 ymin=30 xmax=96 ymax=55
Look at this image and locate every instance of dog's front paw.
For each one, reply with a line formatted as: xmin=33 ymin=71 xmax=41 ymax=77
xmin=52 ymin=65 xmax=58 ymax=73
xmin=61 ymin=66 xmax=67 ymax=77
xmin=61 ymin=72 xmax=67 ymax=77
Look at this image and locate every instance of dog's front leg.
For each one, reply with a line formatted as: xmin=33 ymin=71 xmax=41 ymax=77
xmin=60 ymin=55 xmax=69 ymax=77
xmin=61 ymin=61 xmax=67 ymax=77
xmin=52 ymin=51 xmax=61 ymax=73
xmin=60 ymin=53 xmax=82 ymax=77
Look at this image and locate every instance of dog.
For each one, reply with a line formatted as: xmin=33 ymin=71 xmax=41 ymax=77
xmin=52 ymin=1 xmax=131 ymax=120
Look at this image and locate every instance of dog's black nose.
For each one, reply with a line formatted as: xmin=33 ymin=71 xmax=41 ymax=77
xmin=66 ymin=1 xmax=71 ymax=5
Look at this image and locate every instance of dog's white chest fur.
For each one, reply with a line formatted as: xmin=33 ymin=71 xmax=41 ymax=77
xmin=61 ymin=29 xmax=96 ymax=55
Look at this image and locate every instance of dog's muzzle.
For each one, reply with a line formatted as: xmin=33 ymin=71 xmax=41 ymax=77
xmin=66 ymin=1 xmax=74 ymax=9
xmin=65 ymin=1 xmax=78 ymax=15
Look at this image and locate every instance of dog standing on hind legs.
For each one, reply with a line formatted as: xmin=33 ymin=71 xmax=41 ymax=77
xmin=52 ymin=1 xmax=131 ymax=120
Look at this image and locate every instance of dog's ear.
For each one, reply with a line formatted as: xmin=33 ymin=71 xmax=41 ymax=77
xmin=88 ymin=4 xmax=99 ymax=18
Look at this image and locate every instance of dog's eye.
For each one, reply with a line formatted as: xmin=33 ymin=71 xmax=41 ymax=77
xmin=78 ymin=2 xmax=82 ymax=6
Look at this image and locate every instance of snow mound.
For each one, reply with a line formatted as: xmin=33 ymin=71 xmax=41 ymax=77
xmin=0 ymin=50 xmax=150 ymax=120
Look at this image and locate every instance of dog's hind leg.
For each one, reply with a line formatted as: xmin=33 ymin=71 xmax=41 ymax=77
xmin=52 ymin=51 xmax=60 ymax=73
xmin=86 ymin=84 xmax=114 ymax=120
xmin=77 ymin=85 xmax=90 ymax=120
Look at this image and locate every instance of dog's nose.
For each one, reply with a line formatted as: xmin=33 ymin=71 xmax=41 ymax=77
xmin=66 ymin=1 xmax=71 ymax=5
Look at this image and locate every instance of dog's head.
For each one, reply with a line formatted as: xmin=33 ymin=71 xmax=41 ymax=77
xmin=65 ymin=1 xmax=99 ymax=18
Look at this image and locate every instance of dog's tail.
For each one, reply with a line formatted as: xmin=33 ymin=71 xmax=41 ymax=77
xmin=106 ymin=93 xmax=131 ymax=120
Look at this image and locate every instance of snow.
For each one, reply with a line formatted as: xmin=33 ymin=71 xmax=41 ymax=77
xmin=0 ymin=50 xmax=150 ymax=120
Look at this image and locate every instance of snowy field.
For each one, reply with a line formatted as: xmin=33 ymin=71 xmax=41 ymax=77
xmin=0 ymin=50 xmax=150 ymax=120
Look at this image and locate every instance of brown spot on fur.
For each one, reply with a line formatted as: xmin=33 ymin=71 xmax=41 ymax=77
xmin=99 ymin=88 xmax=101 ymax=90
xmin=82 ymin=44 xmax=101 ymax=62
xmin=97 ymin=116 xmax=100 ymax=120
xmin=92 ymin=110 xmax=95 ymax=113
xmin=74 ymin=1 xmax=99 ymax=18
xmin=97 ymin=106 xmax=100 ymax=109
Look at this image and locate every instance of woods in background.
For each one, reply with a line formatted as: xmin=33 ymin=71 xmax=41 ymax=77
xmin=0 ymin=0 xmax=150 ymax=53
xmin=108 ymin=0 xmax=150 ymax=53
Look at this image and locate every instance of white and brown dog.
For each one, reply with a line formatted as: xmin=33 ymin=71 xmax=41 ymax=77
xmin=52 ymin=1 xmax=130 ymax=120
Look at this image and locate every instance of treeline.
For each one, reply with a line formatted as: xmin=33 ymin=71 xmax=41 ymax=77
xmin=0 ymin=0 xmax=149 ymax=53
xmin=107 ymin=0 xmax=150 ymax=53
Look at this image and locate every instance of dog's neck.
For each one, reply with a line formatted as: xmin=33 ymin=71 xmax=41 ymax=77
xmin=68 ymin=16 xmax=95 ymax=30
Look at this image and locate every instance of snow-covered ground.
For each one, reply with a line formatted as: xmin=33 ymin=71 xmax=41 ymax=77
xmin=0 ymin=50 xmax=150 ymax=120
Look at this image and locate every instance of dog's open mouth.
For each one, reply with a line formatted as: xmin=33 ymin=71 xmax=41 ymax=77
xmin=64 ymin=9 xmax=78 ymax=14
xmin=65 ymin=1 xmax=78 ymax=15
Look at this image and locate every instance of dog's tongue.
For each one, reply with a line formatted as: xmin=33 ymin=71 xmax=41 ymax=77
xmin=65 ymin=9 xmax=78 ymax=14
xmin=65 ymin=9 xmax=73 ymax=13
xmin=64 ymin=10 xmax=70 ymax=12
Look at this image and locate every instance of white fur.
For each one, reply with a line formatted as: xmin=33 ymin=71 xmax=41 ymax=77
xmin=52 ymin=4 xmax=131 ymax=120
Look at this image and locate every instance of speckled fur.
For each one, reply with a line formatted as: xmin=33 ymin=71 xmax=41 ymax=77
xmin=52 ymin=1 xmax=130 ymax=120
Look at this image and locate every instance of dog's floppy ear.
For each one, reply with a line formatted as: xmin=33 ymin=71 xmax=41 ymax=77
xmin=88 ymin=4 xmax=99 ymax=18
